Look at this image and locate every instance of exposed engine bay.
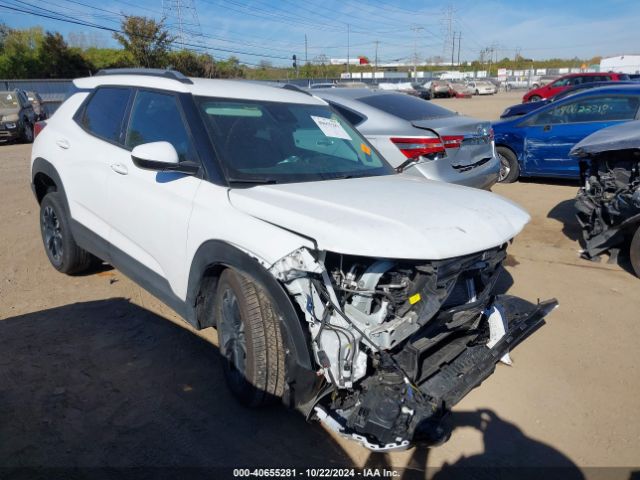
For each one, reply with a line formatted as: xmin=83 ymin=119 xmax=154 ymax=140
xmin=270 ymin=246 xmax=557 ymax=451
xmin=575 ymin=149 xmax=640 ymax=259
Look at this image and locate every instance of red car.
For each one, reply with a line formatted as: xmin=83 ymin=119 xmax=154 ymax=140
xmin=522 ymin=72 xmax=630 ymax=103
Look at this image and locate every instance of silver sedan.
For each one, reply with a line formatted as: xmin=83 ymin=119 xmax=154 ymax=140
xmin=312 ymin=88 xmax=500 ymax=190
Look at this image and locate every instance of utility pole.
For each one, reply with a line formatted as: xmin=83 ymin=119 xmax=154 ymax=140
xmin=451 ymin=31 xmax=456 ymax=66
xmin=411 ymin=25 xmax=424 ymax=79
xmin=346 ymin=23 xmax=350 ymax=77
xmin=305 ymin=34 xmax=308 ymax=66
xmin=457 ymin=33 xmax=461 ymax=66
xmin=374 ymin=40 xmax=379 ymax=84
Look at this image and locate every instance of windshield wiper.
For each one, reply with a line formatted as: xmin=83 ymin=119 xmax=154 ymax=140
xmin=227 ymin=177 xmax=279 ymax=185
xmin=396 ymin=158 xmax=423 ymax=173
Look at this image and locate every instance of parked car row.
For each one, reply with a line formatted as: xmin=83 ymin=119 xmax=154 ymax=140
xmin=30 ymin=68 xmax=557 ymax=453
xmin=427 ymin=79 xmax=497 ymax=98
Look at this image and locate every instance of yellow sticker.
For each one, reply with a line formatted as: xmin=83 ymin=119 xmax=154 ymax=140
xmin=361 ymin=143 xmax=371 ymax=155
xmin=409 ymin=293 xmax=421 ymax=305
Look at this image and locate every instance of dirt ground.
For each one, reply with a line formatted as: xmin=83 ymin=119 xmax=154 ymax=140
xmin=1 ymin=91 xmax=639 ymax=478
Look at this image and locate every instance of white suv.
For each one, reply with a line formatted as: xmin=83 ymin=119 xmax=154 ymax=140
xmin=31 ymin=69 xmax=557 ymax=451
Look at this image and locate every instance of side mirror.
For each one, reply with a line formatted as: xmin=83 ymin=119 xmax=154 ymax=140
xmin=131 ymin=141 xmax=198 ymax=175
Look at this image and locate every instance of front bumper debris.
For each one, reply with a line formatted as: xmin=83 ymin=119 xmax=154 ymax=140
xmin=314 ymin=294 xmax=558 ymax=452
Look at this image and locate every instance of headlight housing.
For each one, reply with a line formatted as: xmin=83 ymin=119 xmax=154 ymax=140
xmin=1 ymin=113 xmax=19 ymax=122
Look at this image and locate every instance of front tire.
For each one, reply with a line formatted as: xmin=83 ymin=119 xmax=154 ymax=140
xmin=630 ymin=227 xmax=640 ymax=278
xmin=21 ymin=121 xmax=34 ymax=143
xmin=39 ymin=192 xmax=96 ymax=274
xmin=215 ymin=269 xmax=286 ymax=407
xmin=528 ymin=95 xmax=542 ymax=102
xmin=496 ymin=146 xmax=520 ymax=183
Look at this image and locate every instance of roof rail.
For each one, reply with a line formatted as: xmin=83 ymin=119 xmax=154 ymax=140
xmin=94 ymin=68 xmax=193 ymax=85
xmin=282 ymin=83 xmax=312 ymax=96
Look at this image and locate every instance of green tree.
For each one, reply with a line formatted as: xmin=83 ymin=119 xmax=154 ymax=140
xmin=0 ymin=27 xmax=43 ymax=78
xmin=167 ymin=50 xmax=216 ymax=77
xmin=82 ymin=47 xmax=131 ymax=70
xmin=0 ymin=23 xmax=11 ymax=51
xmin=38 ymin=32 xmax=93 ymax=78
xmin=214 ymin=56 xmax=244 ymax=78
xmin=113 ymin=16 xmax=173 ymax=68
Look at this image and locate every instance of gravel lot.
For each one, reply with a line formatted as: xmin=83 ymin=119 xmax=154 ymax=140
xmin=1 ymin=91 xmax=638 ymax=477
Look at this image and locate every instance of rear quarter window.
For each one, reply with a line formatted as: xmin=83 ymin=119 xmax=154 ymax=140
xmin=79 ymin=87 xmax=131 ymax=144
xmin=327 ymin=102 xmax=366 ymax=126
xmin=358 ymin=93 xmax=455 ymax=121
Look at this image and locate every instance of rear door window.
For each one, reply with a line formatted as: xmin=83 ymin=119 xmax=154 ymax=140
xmin=358 ymin=93 xmax=454 ymax=121
xmin=80 ymin=87 xmax=131 ymax=143
xmin=532 ymin=96 xmax=640 ymax=124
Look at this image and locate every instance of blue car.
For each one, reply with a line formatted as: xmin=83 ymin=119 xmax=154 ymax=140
xmin=493 ymin=85 xmax=640 ymax=182
xmin=499 ymin=81 xmax=640 ymax=120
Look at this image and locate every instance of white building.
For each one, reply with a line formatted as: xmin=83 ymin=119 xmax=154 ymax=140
xmin=600 ymin=55 xmax=640 ymax=74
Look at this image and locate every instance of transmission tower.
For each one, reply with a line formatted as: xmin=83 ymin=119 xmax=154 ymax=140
xmin=162 ymin=0 xmax=203 ymax=50
xmin=440 ymin=5 xmax=455 ymax=64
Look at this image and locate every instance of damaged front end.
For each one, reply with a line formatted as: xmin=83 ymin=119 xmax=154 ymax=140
xmin=575 ymin=149 xmax=640 ymax=260
xmin=270 ymin=246 xmax=557 ymax=451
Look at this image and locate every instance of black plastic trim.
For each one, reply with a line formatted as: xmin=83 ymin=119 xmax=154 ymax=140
xmin=69 ymin=219 xmax=189 ymax=319
xmin=31 ymin=157 xmax=68 ymax=209
xmin=95 ymin=68 xmax=193 ymax=84
xmin=186 ymin=240 xmax=319 ymax=406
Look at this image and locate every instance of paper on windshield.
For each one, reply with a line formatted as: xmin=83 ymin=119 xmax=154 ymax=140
xmin=311 ymin=116 xmax=351 ymax=140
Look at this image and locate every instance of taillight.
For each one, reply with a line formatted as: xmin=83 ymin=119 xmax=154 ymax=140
xmin=34 ymin=121 xmax=47 ymax=138
xmin=442 ymin=135 xmax=464 ymax=149
xmin=390 ymin=137 xmax=445 ymax=158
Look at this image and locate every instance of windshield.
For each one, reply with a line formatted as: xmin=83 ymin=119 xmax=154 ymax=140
xmin=358 ymin=93 xmax=456 ymax=121
xmin=197 ymin=97 xmax=394 ymax=184
xmin=0 ymin=92 xmax=19 ymax=109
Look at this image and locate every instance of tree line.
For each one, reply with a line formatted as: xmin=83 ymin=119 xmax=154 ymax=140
xmin=0 ymin=16 xmax=244 ymax=79
xmin=0 ymin=16 xmax=595 ymax=81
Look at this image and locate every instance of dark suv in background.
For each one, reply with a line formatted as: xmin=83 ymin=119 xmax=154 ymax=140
xmin=0 ymin=89 xmax=36 ymax=143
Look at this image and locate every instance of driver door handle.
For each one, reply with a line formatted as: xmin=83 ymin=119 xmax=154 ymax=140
xmin=110 ymin=163 xmax=128 ymax=175
xmin=543 ymin=125 xmax=552 ymax=132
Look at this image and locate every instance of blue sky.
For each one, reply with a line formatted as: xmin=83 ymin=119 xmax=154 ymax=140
xmin=1 ymin=0 xmax=639 ymax=67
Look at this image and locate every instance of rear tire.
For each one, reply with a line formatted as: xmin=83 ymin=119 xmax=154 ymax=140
xmin=496 ymin=146 xmax=520 ymax=183
xmin=39 ymin=192 xmax=96 ymax=274
xmin=215 ymin=269 xmax=286 ymax=407
xmin=630 ymin=227 xmax=640 ymax=278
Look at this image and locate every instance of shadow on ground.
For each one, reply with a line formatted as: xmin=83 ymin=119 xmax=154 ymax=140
xmin=0 ymin=299 xmax=351 ymax=469
xmin=548 ymin=199 xmax=637 ymax=276
xmin=0 ymin=299 xmax=584 ymax=478
xmin=518 ymin=177 xmax=581 ymax=188
xmin=364 ymin=410 xmax=584 ymax=480
xmin=547 ymin=199 xmax=582 ymax=243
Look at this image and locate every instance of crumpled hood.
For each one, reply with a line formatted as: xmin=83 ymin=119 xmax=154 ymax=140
xmin=570 ymin=120 xmax=640 ymax=158
xmin=228 ymin=175 xmax=530 ymax=260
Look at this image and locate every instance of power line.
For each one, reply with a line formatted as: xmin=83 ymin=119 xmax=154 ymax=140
xmin=0 ymin=2 xmax=294 ymax=62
